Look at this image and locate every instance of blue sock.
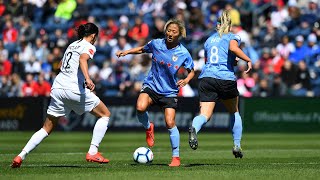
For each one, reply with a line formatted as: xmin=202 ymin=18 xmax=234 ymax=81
xmin=192 ymin=115 xmax=207 ymax=133
xmin=136 ymin=111 xmax=150 ymax=129
xmin=230 ymin=112 xmax=243 ymax=147
xmin=168 ymin=126 xmax=180 ymax=157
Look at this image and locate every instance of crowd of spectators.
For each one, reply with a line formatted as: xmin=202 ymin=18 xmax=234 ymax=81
xmin=0 ymin=0 xmax=319 ymax=98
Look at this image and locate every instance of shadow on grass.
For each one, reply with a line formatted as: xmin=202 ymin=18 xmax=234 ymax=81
xmin=184 ymin=163 xmax=238 ymax=167
xmin=130 ymin=163 xmax=168 ymax=166
xmin=21 ymin=164 xmax=105 ymax=168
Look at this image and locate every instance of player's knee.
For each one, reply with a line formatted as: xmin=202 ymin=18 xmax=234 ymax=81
xmin=42 ymin=124 xmax=53 ymax=135
xmin=136 ymin=104 xmax=147 ymax=113
xmin=103 ymin=109 xmax=111 ymax=117
xmin=165 ymin=121 xmax=175 ymax=129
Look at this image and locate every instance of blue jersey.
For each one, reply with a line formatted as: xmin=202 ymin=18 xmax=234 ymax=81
xmin=143 ymin=39 xmax=194 ymax=97
xmin=199 ymin=32 xmax=241 ymax=81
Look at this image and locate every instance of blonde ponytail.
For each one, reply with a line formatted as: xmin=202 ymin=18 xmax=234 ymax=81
xmin=217 ymin=10 xmax=232 ymax=37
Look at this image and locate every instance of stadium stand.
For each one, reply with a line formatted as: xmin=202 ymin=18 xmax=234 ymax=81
xmin=0 ymin=0 xmax=319 ymax=98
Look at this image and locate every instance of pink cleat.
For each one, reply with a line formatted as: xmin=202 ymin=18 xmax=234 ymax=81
xmin=86 ymin=152 xmax=109 ymax=164
xmin=168 ymin=157 xmax=181 ymax=167
xmin=146 ymin=122 xmax=155 ymax=147
xmin=11 ymin=156 xmax=23 ymax=168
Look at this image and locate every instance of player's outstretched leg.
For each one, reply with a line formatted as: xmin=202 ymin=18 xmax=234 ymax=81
xmin=188 ymin=127 xmax=198 ymax=150
xmin=87 ymin=117 xmax=110 ymax=164
xmin=137 ymin=111 xmax=154 ymax=147
xmin=11 ymin=128 xmax=49 ymax=168
xmin=232 ymin=146 xmax=243 ymax=158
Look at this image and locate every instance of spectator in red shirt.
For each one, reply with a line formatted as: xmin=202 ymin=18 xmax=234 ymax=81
xmin=128 ymin=16 xmax=149 ymax=46
xmin=22 ymin=73 xmax=38 ymax=97
xmin=100 ymin=17 xmax=119 ymax=42
xmin=0 ymin=0 xmax=5 ymax=17
xmin=0 ymin=54 xmax=12 ymax=76
xmin=2 ymin=19 xmax=19 ymax=45
xmin=35 ymin=73 xmax=51 ymax=97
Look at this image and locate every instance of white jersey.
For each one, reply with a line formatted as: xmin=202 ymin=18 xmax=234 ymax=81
xmin=52 ymin=39 xmax=96 ymax=94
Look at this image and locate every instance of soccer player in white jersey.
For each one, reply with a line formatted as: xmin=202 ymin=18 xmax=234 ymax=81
xmin=188 ymin=10 xmax=252 ymax=158
xmin=116 ymin=19 xmax=195 ymax=166
xmin=11 ymin=23 xmax=111 ymax=168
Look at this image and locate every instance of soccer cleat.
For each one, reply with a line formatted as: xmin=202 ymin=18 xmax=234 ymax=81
xmin=188 ymin=127 xmax=198 ymax=150
xmin=86 ymin=152 xmax=109 ymax=163
xmin=11 ymin=156 xmax=23 ymax=168
xmin=168 ymin=157 xmax=180 ymax=167
xmin=232 ymin=146 xmax=243 ymax=158
xmin=146 ymin=122 xmax=155 ymax=147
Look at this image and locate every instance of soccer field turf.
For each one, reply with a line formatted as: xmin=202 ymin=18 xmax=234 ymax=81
xmin=1 ymin=132 xmax=320 ymax=179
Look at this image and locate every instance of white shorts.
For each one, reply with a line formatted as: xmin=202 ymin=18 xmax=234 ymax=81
xmin=47 ymin=88 xmax=100 ymax=117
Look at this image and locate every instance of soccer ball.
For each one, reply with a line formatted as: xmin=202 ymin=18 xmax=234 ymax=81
xmin=133 ymin=147 xmax=153 ymax=164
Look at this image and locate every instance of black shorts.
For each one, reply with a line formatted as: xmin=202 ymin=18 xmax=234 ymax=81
xmin=140 ymin=87 xmax=178 ymax=109
xmin=198 ymin=77 xmax=239 ymax=102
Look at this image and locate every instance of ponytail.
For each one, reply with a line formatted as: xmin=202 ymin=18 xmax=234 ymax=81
xmin=217 ymin=10 xmax=232 ymax=37
xmin=77 ymin=24 xmax=86 ymax=39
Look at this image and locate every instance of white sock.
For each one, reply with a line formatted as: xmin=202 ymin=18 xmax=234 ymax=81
xmin=19 ymin=128 xmax=48 ymax=160
xmin=88 ymin=117 xmax=109 ymax=155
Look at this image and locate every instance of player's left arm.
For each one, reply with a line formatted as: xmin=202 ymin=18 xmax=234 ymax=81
xmin=177 ymin=68 xmax=195 ymax=88
xmin=177 ymin=54 xmax=195 ymax=88
xmin=229 ymin=40 xmax=252 ymax=73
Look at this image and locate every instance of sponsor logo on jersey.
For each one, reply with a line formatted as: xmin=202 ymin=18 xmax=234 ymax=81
xmin=172 ymin=55 xmax=178 ymax=62
xmin=89 ymin=49 xmax=94 ymax=55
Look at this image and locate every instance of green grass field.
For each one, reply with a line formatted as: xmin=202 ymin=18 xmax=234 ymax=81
xmin=1 ymin=131 xmax=320 ymax=179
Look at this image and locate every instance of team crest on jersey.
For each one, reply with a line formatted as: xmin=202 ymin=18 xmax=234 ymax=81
xmin=172 ymin=55 xmax=178 ymax=62
xmin=89 ymin=49 xmax=94 ymax=55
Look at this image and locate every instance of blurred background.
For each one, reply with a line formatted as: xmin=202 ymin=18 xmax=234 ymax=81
xmin=0 ymin=0 xmax=319 ymax=132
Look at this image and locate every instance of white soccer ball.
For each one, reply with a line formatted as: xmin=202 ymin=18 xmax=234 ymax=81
xmin=133 ymin=147 xmax=153 ymax=164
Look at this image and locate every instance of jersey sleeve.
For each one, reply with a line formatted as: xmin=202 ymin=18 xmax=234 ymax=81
xmin=143 ymin=40 xmax=154 ymax=53
xmin=183 ymin=53 xmax=194 ymax=71
xmin=231 ymin=34 xmax=241 ymax=46
xmin=81 ymin=44 xmax=96 ymax=59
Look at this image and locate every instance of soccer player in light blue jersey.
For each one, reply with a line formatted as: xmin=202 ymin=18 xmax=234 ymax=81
xmin=188 ymin=10 xmax=252 ymax=159
xmin=116 ymin=19 xmax=195 ymax=166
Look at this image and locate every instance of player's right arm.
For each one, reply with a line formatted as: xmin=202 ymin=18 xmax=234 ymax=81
xmin=229 ymin=40 xmax=252 ymax=73
xmin=79 ymin=53 xmax=95 ymax=91
xmin=116 ymin=46 xmax=145 ymax=57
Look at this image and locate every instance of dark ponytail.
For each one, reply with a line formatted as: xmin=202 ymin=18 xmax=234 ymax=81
xmin=76 ymin=23 xmax=99 ymax=40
